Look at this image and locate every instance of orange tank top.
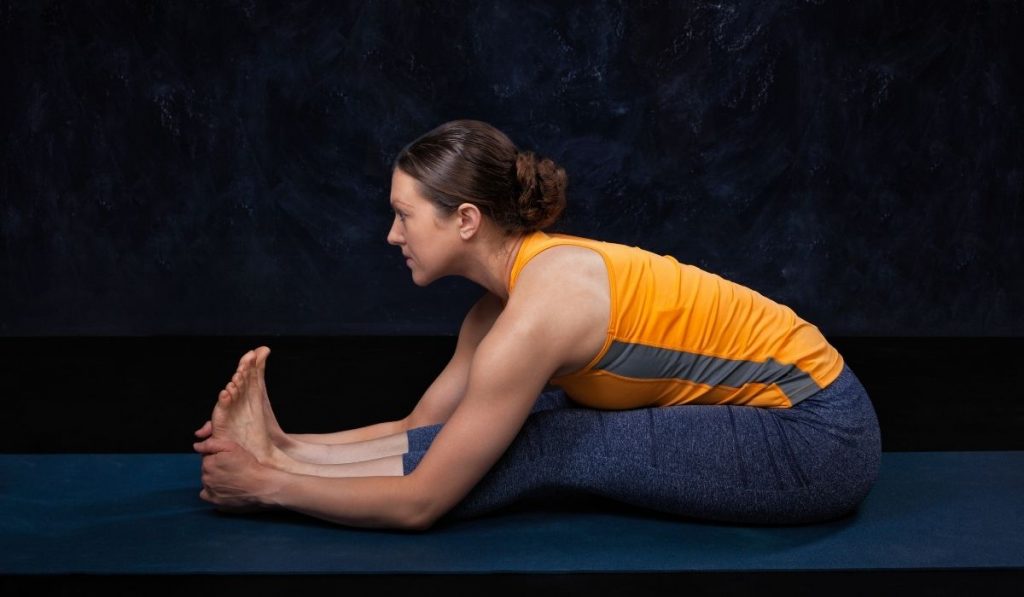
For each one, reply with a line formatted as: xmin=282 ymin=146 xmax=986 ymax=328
xmin=508 ymin=230 xmax=845 ymax=409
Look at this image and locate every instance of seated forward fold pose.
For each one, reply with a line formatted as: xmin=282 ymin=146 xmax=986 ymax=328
xmin=194 ymin=119 xmax=882 ymax=531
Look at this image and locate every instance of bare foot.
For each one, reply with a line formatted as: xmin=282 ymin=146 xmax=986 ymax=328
xmin=210 ymin=347 xmax=285 ymax=466
xmin=252 ymin=348 xmax=291 ymax=448
xmin=196 ymin=348 xmax=292 ymax=449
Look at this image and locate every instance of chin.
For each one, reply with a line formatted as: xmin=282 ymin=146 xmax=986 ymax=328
xmin=410 ymin=270 xmax=432 ymax=287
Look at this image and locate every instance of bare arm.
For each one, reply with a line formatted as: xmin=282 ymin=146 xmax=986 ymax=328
xmin=263 ymin=298 xmax=566 ymax=529
xmin=199 ymin=270 xmax=578 ymax=530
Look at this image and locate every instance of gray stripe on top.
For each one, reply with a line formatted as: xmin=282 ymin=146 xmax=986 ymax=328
xmin=593 ymin=340 xmax=823 ymax=406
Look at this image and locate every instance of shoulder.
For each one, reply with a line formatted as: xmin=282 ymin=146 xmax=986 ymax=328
xmin=518 ymin=243 xmax=608 ymax=299
xmin=514 ymin=243 xmax=601 ymax=295
xmin=503 ymin=245 xmax=606 ymax=336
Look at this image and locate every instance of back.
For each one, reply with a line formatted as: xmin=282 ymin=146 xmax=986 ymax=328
xmin=508 ymin=231 xmax=845 ymax=409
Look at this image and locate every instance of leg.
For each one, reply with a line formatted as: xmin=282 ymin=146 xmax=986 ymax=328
xmin=300 ymin=386 xmax=575 ymax=466
xmin=201 ymin=348 xmax=407 ymax=476
xmin=404 ymin=364 xmax=881 ymax=525
xmin=198 ymin=347 xmax=412 ymax=466
xmin=529 ymin=386 xmax=577 ymax=414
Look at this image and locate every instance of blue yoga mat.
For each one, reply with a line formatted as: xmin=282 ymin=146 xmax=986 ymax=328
xmin=1 ymin=452 xmax=1022 ymax=574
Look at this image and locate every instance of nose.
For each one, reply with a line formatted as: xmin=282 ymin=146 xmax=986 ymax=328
xmin=387 ymin=218 xmax=402 ymax=246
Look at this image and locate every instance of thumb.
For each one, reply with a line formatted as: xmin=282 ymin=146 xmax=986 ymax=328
xmin=193 ymin=437 xmax=239 ymax=454
xmin=194 ymin=420 xmax=212 ymax=438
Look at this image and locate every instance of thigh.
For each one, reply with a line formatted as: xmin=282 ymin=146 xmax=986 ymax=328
xmin=529 ymin=386 xmax=577 ymax=414
xmin=572 ymin=364 xmax=880 ymax=491
xmin=519 ymin=370 xmax=880 ymax=523
xmin=525 ymin=401 xmax=803 ymax=492
xmin=406 ymin=364 xmax=881 ymax=524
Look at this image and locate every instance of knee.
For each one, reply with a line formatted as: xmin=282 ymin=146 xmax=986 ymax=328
xmin=405 ymin=423 xmax=444 ymax=452
xmin=530 ymin=388 xmax=573 ymax=414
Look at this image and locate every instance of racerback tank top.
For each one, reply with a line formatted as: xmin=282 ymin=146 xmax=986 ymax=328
xmin=508 ymin=230 xmax=845 ymax=409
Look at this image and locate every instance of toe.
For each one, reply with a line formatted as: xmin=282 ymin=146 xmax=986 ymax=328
xmin=236 ymin=349 xmax=256 ymax=371
xmin=255 ymin=346 xmax=271 ymax=369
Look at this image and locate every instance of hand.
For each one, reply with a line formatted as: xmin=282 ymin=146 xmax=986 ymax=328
xmin=194 ymin=437 xmax=279 ymax=513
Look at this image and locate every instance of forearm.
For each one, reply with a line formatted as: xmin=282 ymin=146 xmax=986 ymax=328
xmin=288 ymin=418 xmax=408 ymax=445
xmin=263 ymin=467 xmax=427 ymax=530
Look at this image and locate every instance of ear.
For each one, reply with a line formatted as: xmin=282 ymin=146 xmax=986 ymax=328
xmin=454 ymin=202 xmax=484 ymax=239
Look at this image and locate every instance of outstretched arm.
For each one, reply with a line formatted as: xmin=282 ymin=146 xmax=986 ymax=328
xmin=198 ymin=293 xmax=568 ymax=530
xmin=274 ymin=309 xmax=562 ymax=529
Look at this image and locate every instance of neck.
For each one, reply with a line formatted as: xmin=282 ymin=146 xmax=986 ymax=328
xmin=473 ymin=231 xmax=529 ymax=305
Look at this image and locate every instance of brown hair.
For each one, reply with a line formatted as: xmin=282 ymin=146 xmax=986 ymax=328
xmin=392 ymin=119 xmax=567 ymax=235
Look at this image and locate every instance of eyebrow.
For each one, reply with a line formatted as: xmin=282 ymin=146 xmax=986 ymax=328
xmin=390 ymin=198 xmax=410 ymax=208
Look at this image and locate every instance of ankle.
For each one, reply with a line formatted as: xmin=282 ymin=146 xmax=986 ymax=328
xmin=271 ymin=430 xmax=297 ymax=451
xmin=264 ymin=444 xmax=294 ymax=471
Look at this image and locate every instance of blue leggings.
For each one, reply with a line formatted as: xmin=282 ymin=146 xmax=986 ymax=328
xmin=403 ymin=363 xmax=882 ymax=525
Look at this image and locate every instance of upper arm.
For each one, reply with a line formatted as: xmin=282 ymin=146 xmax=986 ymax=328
xmin=403 ymin=292 xmax=503 ymax=430
xmin=404 ymin=275 xmax=582 ymax=528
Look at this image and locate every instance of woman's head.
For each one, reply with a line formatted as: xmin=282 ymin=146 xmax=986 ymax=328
xmin=391 ymin=119 xmax=568 ymax=236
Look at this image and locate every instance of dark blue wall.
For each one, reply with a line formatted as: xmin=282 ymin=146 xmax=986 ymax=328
xmin=2 ymin=0 xmax=1021 ymax=336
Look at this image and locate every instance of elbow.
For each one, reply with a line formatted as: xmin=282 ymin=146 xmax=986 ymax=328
xmin=404 ymin=511 xmax=437 ymax=532
xmin=403 ymin=496 xmax=442 ymax=531
xmin=400 ymin=481 xmax=444 ymax=531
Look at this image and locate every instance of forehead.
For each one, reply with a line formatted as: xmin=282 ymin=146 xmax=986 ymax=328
xmin=390 ymin=169 xmax=422 ymax=207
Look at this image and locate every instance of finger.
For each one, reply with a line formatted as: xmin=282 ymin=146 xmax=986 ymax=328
xmin=200 ymin=487 xmax=211 ymax=502
xmin=193 ymin=439 xmax=225 ymax=454
xmin=194 ymin=437 xmax=237 ymax=454
xmin=194 ymin=420 xmax=212 ymax=438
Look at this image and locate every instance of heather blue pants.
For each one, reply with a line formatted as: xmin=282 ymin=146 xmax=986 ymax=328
xmin=403 ymin=362 xmax=881 ymax=525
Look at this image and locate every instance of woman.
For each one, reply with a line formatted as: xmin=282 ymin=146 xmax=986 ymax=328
xmin=193 ymin=119 xmax=881 ymax=530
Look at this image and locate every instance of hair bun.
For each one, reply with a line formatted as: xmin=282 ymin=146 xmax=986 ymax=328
xmin=395 ymin=120 xmax=568 ymax=235
xmin=515 ymin=150 xmax=567 ymax=231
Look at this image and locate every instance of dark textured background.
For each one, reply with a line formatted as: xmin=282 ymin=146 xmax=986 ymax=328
xmin=3 ymin=0 xmax=1021 ymax=337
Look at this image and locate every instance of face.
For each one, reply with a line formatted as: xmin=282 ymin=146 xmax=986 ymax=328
xmin=387 ymin=168 xmax=460 ymax=286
